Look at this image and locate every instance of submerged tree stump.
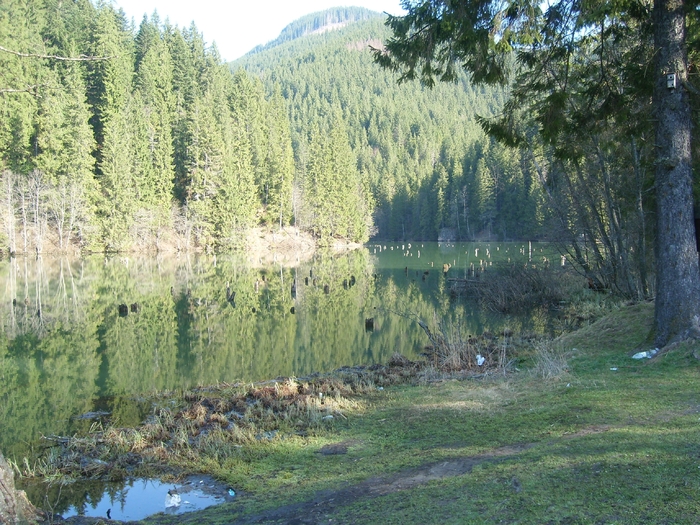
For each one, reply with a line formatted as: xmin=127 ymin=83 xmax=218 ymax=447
xmin=0 ymin=452 xmax=43 ymax=524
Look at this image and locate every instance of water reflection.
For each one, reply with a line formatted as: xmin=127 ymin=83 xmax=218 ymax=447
xmin=25 ymin=475 xmax=233 ymax=521
xmin=0 ymin=242 xmax=555 ymax=461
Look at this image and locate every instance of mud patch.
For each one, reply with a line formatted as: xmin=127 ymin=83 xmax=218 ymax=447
xmin=243 ymin=227 xmax=361 ymax=267
xmin=232 ymin=444 xmax=533 ymax=524
xmin=244 ymin=227 xmax=316 ymax=267
xmin=317 ymin=440 xmax=360 ymax=456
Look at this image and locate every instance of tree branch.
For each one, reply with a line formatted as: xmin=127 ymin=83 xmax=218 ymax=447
xmin=0 ymin=85 xmax=39 ymax=95
xmin=0 ymin=44 xmax=114 ymax=61
xmin=682 ymin=79 xmax=700 ymax=96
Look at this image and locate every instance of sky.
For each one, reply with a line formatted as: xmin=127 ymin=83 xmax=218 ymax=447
xmin=112 ymin=0 xmax=406 ymax=62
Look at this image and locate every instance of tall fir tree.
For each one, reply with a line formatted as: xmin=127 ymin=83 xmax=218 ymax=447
xmin=87 ymin=2 xmax=136 ymax=250
xmin=132 ymin=14 xmax=176 ymax=234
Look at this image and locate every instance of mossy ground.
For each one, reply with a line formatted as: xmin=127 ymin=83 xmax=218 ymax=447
xmin=52 ymin=301 xmax=700 ymax=524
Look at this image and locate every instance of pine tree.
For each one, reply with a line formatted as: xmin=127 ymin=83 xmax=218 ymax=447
xmin=0 ymin=0 xmax=44 ymax=174
xmin=86 ymin=3 xmax=136 ymax=250
xmin=263 ymin=87 xmax=295 ymax=228
xmin=34 ymin=62 xmax=97 ymax=249
xmin=476 ymin=157 xmax=496 ymax=238
xmin=133 ymin=14 xmax=175 ymax=218
xmin=184 ymin=47 xmax=257 ymax=247
xmin=303 ymin=111 xmax=372 ymax=242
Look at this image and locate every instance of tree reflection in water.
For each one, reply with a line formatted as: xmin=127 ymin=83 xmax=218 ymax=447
xmin=0 ymin=243 xmax=553 ymax=461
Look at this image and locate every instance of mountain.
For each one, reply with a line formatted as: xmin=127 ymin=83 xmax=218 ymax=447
xmin=232 ymin=8 xmax=546 ymax=241
xmin=248 ymin=7 xmax=381 ymax=55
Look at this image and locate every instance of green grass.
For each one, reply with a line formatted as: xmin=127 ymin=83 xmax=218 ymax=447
xmin=135 ymin=300 xmax=700 ymax=524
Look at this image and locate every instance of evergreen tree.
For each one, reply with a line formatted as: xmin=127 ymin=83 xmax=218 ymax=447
xmin=34 ymin=62 xmax=97 ymax=249
xmin=303 ymin=111 xmax=372 ymax=242
xmin=263 ymin=87 xmax=295 ymax=227
xmin=0 ymin=0 xmax=44 ymax=174
xmin=87 ymin=3 xmax=136 ymax=250
xmin=132 ymin=14 xmax=175 ymax=221
xmin=165 ymin=24 xmax=198 ymax=203
xmin=184 ymin=47 xmax=257 ymax=247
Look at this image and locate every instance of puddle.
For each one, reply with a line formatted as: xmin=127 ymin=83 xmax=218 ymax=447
xmin=56 ymin=476 xmax=235 ymax=521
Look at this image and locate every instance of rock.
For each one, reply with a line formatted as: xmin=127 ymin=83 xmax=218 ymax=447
xmin=318 ymin=443 xmax=348 ymax=455
xmin=0 ymin=451 xmax=44 ymax=524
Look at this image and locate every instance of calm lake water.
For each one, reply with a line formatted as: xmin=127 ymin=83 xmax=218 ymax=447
xmin=0 ymin=242 xmax=556 ymax=463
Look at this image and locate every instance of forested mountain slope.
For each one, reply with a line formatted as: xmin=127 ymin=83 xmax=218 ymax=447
xmin=233 ymin=8 xmax=547 ymax=241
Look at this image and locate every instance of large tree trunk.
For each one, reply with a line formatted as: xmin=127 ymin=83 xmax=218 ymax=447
xmin=0 ymin=452 xmax=43 ymax=524
xmin=652 ymin=0 xmax=700 ymax=346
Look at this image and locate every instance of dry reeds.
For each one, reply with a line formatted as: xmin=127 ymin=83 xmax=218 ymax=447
xmin=530 ymin=341 xmax=571 ymax=381
xmin=25 ymin=364 xmax=422 ymax=482
xmin=417 ymin=317 xmax=513 ymax=373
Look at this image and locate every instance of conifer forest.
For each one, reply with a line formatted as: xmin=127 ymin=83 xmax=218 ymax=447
xmin=2 ymin=1 xmax=699 ymax=305
xmin=0 ymin=2 xmax=546 ymax=253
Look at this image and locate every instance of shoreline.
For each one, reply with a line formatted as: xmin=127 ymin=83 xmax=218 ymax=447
xmin=11 ymin=302 xmax=688 ymax=525
xmin=1 ymin=226 xmax=364 ymax=264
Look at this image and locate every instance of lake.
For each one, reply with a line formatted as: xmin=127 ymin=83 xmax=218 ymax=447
xmin=0 ymin=241 xmax=556 ymax=462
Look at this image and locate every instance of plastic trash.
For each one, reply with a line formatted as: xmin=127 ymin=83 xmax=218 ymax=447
xmin=476 ymin=354 xmax=485 ymax=366
xmin=165 ymin=491 xmax=181 ymax=508
xmin=632 ymin=348 xmax=659 ymax=360
xmin=228 ymin=488 xmax=236 ymax=497
xmin=610 ymin=367 xmax=618 ymax=371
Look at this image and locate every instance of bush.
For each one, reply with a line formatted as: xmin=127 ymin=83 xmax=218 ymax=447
xmin=451 ymin=265 xmax=581 ymax=313
xmin=417 ymin=317 xmax=512 ymax=373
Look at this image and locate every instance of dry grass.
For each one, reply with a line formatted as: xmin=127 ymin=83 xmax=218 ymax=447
xmin=417 ymin=317 xmax=521 ymax=374
xmin=529 ymin=341 xmax=571 ymax=381
xmin=19 ymin=364 xmax=424 ymax=482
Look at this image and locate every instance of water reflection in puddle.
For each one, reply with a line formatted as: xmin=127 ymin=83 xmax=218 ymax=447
xmin=60 ymin=476 xmax=234 ymax=521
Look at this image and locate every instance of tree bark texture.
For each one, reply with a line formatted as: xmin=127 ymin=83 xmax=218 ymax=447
xmin=0 ymin=452 xmax=43 ymax=524
xmin=652 ymin=0 xmax=700 ymax=346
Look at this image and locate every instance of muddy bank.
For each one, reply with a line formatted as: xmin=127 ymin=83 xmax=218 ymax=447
xmin=243 ymin=227 xmax=362 ymax=267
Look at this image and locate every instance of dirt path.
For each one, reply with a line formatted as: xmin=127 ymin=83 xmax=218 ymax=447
xmin=60 ymin=428 xmax=617 ymax=525
xmin=230 ymin=443 xmax=534 ymax=525
xmin=58 ymin=448 xmax=525 ymax=525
